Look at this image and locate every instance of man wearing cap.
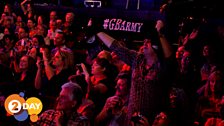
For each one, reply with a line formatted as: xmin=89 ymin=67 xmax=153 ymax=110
xmin=96 ymin=20 xmax=173 ymax=125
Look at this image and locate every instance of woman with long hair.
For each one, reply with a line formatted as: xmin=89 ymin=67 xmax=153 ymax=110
xmin=35 ymin=48 xmax=74 ymax=109
xmin=196 ymin=70 xmax=224 ymax=123
xmin=11 ymin=55 xmax=37 ymax=97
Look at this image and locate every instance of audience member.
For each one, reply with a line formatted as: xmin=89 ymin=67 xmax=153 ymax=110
xmin=0 ymin=2 xmax=223 ymax=126
xmin=82 ymin=57 xmax=117 ymax=116
xmin=10 ymin=55 xmax=37 ymax=97
xmin=95 ymin=71 xmax=131 ymax=126
xmin=20 ymin=0 xmax=37 ymax=20
xmin=36 ymin=82 xmax=90 ymax=126
xmin=196 ymin=70 xmax=224 ymax=124
xmin=97 ymin=20 xmax=173 ymax=125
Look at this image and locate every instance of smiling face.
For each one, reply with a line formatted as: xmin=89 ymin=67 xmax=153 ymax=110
xmin=142 ymin=39 xmax=156 ymax=57
xmin=28 ymin=47 xmax=37 ymax=59
xmin=19 ymin=56 xmax=29 ymax=70
xmin=115 ymin=78 xmax=128 ymax=97
xmin=56 ymin=88 xmax=76 ymax=111
xmin=52 ymin=51 xmax=64 ymax=67
xmin=54 ymin=32 xmax=65 ymax=46
xmin=91 ymin=60 xmax=105 ymax=75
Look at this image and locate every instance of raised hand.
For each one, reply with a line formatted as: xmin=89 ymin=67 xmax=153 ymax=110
xmin=55 ymin=111 xmax=64 ymax=126
xmin=155 ymin=20 xmax=165 ymax=33
xmin=36 ymin=57 xmax=43 ymax=69
xmin=182 ymin=29 xmax=199 ymax=45
xmin=40 ymin=47 xmax=48 ymax=61
xmin=80 ymin=63 xmax=90 ymax=84
xmin=104 ymin=96 xmax=121 ymax=112
xmin=182 ymin=34 xmax=189 ymax=45
xmin=189 ymin=29 xmax=199 ymax=40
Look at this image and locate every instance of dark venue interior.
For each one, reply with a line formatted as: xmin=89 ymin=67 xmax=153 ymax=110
xmin=1 ymin=0 xmax=224 ymax=126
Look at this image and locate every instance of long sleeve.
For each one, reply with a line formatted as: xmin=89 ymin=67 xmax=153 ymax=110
xmin=110 ymin=40 xmax=138 ymax=66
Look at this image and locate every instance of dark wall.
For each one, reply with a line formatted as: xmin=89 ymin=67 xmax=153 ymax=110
xmin=2 ymin=0 xmax=162 ymax=10
xmin=71 ymin=0 xmax=162 ymax=10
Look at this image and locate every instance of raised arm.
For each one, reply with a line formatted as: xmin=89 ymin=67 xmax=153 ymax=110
xmin=97 ymin=32 xmax=137 ymax=66
xmin=182 ymin=29 xmax=199 ymax=46
xmin=9 ymin=50 xmax=21 ymax=73
xmin=42 ymin=49 xmax=54 ymax=80
xmin=20 ymin=0 xmax=29 ymax=14
xmin=97 ymin=32 xmax=115 ymax=48
xmin=155 ymin=20 xmax=173 ymax=58
xmin=80 ymin=63 xmax=92 ymax=98
xmin=35 ymin=57 xmax=43 ymax=89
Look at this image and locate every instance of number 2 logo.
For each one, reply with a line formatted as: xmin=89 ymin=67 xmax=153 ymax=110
xmin=8 ymin=100 xmax=22 ymax=113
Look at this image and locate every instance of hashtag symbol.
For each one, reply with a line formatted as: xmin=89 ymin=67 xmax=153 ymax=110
xmin=103 ymin=19 xmax=109 ymax=30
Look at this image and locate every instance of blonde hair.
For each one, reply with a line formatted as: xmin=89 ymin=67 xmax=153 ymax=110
xmin=58 ymin=49 xmax=74 ymax=69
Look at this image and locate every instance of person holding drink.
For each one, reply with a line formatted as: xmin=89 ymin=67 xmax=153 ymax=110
xmin=94 ymin=71 xmax=131 ymax=126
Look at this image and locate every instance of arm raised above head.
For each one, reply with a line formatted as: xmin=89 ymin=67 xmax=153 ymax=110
xmin=97 ymin=32 xmax=115 ymax=48
xmin=20 ymin=0 xmax=29 ymax=14
xmin=155 ymin=20 xmax=173 ymax=58
xmin=97 ymin=32 xmax=137 ymax=66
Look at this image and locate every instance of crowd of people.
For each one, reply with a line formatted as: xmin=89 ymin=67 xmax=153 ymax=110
xmin=0 ymin=0 xmax=224 ymax=126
